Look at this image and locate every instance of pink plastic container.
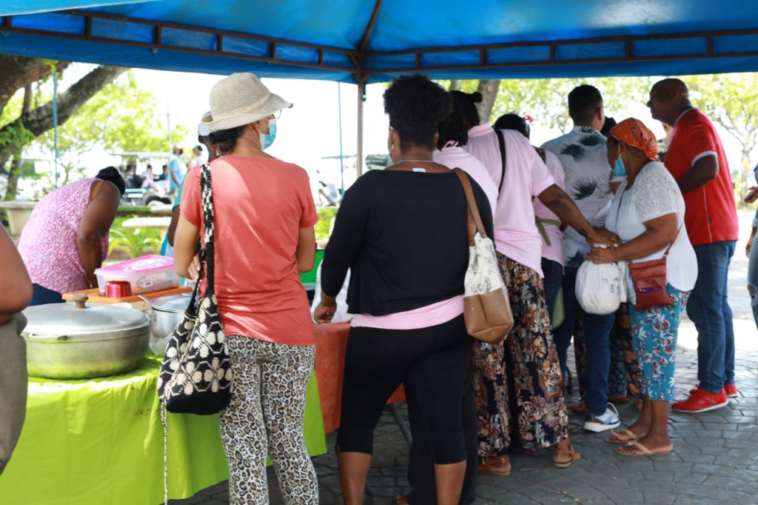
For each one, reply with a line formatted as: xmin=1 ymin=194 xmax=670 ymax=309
xmin=95 ymin=255 xmax=180 ymax=296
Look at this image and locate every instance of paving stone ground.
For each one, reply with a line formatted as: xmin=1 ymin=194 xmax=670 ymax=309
xmin=171 ymin=211 xmax=758 ymax=505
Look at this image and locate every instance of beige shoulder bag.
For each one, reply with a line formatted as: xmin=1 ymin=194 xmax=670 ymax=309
xmin=454 ymin=169 xmax=514 ymax=344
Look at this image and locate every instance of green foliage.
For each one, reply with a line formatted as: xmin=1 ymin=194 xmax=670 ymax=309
xmin=0 ymin=124 xmax=36 ymax=155
xmin=37 ymin=71 xmax=189 ymax=166
xmin=315 ymin=207 xmax=338 ymax=240
xmin=488 ymin=77 xmax=652 ymax=132
xmin=108 ymin=217 xmax=163 ymax=258
xmin=686 ymin=73 xmax=758 ymax=203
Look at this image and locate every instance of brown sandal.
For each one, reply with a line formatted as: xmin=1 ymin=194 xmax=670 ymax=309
xmin=397 ymin=495 xmax=410 ymax=505
xmin=553 ymin=445 xmax=581 ymax=468
xmin=478 ymin=456 xmax=511 ymax=476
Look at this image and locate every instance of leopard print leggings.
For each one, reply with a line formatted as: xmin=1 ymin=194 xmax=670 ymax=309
xmin=219 ymin=336 xmax=318 ymax=504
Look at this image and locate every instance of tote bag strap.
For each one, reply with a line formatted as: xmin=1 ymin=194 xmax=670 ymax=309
xmin=453 ymin=168 xmax=487 ymax=245
xmin=199 ymin=164 xmax=217 ymax=293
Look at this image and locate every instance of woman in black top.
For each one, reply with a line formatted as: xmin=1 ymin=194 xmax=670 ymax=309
xmin=315 ymin=75 xmax=493 ymax=505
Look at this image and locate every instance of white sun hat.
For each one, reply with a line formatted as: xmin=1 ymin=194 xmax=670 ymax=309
xmin=198 ymin=111 xmax=212 ymax=137
xmin=203 ymin=73 xmax=292 ymax=132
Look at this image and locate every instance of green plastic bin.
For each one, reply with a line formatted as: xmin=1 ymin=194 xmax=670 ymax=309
xmin=300 ymin=249 xmax=325 ymax=291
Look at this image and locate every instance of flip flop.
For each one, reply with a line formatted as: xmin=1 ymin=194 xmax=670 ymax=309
xmin=397 ymin=495 xmax=409 ymax=505
xmin=616 ymin=441 xmax=673 ymax=457
xmin=606 ymin=428 xmax=640 ymax=444
xmin=553 ymin=446 xmax=582 ymax=468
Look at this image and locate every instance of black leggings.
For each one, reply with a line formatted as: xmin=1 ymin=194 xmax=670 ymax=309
xmin=337 ymin=315 xmax=472 ymax=466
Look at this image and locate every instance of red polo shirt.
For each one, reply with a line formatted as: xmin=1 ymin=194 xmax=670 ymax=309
xmin=664 ymin=109 xmax=738 ymax=246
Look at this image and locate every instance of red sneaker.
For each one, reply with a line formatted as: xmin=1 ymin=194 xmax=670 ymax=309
xmin=689 ymin=384 xmax=738 ymax=398
xmin=724 ymin=384 xmax=738 ymax=398
xmin=673 ymin=388 xmax=728 ymax=413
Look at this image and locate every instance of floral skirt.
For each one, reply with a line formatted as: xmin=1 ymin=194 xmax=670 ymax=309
xmin=629 ymin=287 xmax=689 ymax=401
xmin=473 ymin=254 xmax=569 ymax=457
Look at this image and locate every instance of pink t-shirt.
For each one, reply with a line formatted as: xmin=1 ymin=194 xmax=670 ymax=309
xmin=434 ymin=145 xmax=498 ymax=223
xmin=533 ymin=150 xmax=566 ymax=266
xmin=464 ymin=125 xmax=554 ymax=277
xmin=18 ymin=178 xmax=108 ymax=294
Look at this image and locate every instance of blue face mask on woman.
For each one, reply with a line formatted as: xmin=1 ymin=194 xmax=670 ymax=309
xmin=613 ymin=157 xmax=627 ymax=178
xmin=260 ymin=119 xmax=277 ymax=150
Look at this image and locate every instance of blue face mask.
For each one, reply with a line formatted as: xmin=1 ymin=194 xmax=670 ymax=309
xmin=613 ymin=157 xmax=627 ymax=178
xmin=260 ymin=119 xmax=277 ymax=150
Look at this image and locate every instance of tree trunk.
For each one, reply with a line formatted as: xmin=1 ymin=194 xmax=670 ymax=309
xmin=0 ymin=56 xmax=69 ymax=116
xmin=2 ymin=65 xmax=127 ymax=139
xmin=475 ymin=80 xmax=501 ymax=124
xmin=449 ymin=79 xmax=463 ymax=91
xmin=3 ymin=85 xmax=33 ymax=201
xmin=0 ymin=65 xmax=127 ymax=176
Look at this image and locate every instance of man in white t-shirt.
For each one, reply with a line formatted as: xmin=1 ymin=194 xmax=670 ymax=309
xmin=543 ymin=85 xmax=623 ymax=433
xmin=192 ymin=144 xmax=209 ymax=168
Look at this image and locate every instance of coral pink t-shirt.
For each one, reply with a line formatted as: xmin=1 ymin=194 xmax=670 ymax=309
xmin=464 ymin=125 xmax=554 ymax=277
xmin=181 ymin=157 xmax=319 ymax=346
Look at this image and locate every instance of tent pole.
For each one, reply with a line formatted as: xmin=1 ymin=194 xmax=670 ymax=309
xmin=337 ymin=82 xmax=345 ymax=195
xmin=356 ymin=81 xmax=365 ymax=177
xmin=53 ymin=71 xmax=58 ymax=188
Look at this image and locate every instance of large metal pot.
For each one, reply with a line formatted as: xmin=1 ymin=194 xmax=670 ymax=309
xmin=21 ymin=294 xmax=151 ymax=379
xmin=140 ymin=292 xmax=193 ymax=355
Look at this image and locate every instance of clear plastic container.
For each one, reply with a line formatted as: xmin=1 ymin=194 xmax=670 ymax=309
xmin=95 ymin=255 xmax=180 ymax=296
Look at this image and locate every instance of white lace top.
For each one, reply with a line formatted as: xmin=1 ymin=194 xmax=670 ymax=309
xmin=605 ymin=162 xmax=698 ymax=303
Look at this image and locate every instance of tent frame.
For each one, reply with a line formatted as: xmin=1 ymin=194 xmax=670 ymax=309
xmin=5 ymin=0 xmax=758 ymax=174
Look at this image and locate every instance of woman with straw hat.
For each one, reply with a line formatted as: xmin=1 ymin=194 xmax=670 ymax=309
xmin=174 ymin=73 xmax=319 ymax=503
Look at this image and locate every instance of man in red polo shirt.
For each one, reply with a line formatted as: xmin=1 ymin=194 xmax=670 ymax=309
xmin=647 ymin=78 xmax=739 ymax=413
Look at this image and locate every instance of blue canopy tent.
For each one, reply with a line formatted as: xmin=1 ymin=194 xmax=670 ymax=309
xmin=2 ymin=0 xmax=758 ymax=173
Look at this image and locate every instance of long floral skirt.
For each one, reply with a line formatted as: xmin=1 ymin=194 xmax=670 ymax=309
xmin=473 ymin=254 xmax=569 ymax=457
xmin=573 ymin=303 xmax=642 ymax=401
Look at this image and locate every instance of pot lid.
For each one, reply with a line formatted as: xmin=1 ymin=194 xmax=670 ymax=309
xmin=22 ymin=294 xmax=149 ymax=337
xmin=147 ymin=292 xmax=193 ymax=313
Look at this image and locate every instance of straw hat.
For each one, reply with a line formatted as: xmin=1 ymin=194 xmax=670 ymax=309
xmin=202 ymin=73 xmax=292 ymax=132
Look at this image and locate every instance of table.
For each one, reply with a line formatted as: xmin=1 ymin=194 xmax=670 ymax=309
xmin=313 ymin=323 xmax=406 ymax=434
xmin=122 ymin=217 xmax=172 ymax=241
xmin=0 ymin=357 xmax=327 ymax=504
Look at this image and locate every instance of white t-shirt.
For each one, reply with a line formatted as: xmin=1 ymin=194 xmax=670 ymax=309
xmin=533 ymin=149 xmax=566 ymax=266
xmin=543 ymin=126 xmax=624 ymax=268
xmin=464 ymin=125 xmax=554 ymax=277
xmin=605 ymin=162 xmax=698 ymax=304
xmin=434 ymin=145 xmax=498 ymax=223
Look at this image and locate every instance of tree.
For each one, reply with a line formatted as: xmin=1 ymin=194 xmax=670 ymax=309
xmin=0 ymin=57 xmax=127 ymax=199
xmin=35 ymin=70 xmax=189 ymax=187
xmin=489 ymin=77 xmax=653 ymax=134
xmin=687 ymin=73 xmax=758 ymax=203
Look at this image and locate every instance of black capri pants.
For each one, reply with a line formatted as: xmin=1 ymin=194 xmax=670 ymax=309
xmin=337 ymin=314 xmax=473 ymax=466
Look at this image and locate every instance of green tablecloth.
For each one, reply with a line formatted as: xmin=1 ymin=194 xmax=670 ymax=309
xmin=0 ymin=357 xmax=327 ymax=504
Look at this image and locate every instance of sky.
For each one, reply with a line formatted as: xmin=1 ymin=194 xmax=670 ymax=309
xmin=127 ymin=69 xmax=391 ymax=189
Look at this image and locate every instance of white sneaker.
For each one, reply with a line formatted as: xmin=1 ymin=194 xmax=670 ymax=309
xmin=583 ymin=403 xmax=621 ymax=433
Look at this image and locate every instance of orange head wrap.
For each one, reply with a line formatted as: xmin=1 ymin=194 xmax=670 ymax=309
xmin=609 ymin=118 xmax=659 ymax=161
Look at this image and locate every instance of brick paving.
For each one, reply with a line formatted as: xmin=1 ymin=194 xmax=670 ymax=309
xmin=171 ymin=211 xmax=758 ymax=505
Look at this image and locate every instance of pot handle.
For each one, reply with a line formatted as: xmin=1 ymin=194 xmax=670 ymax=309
xmin=73 ymin=293 xmax=88 ymax=309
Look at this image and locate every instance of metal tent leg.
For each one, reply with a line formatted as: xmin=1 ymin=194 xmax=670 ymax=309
xmin=389 ymin=404 xmax=412 ymax=448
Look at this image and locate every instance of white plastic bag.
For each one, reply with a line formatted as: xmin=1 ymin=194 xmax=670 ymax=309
xmin=575 ymin=253 xmax=627 ymax=315
xmin=311 ymin=263 xmax=352 ymax=323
